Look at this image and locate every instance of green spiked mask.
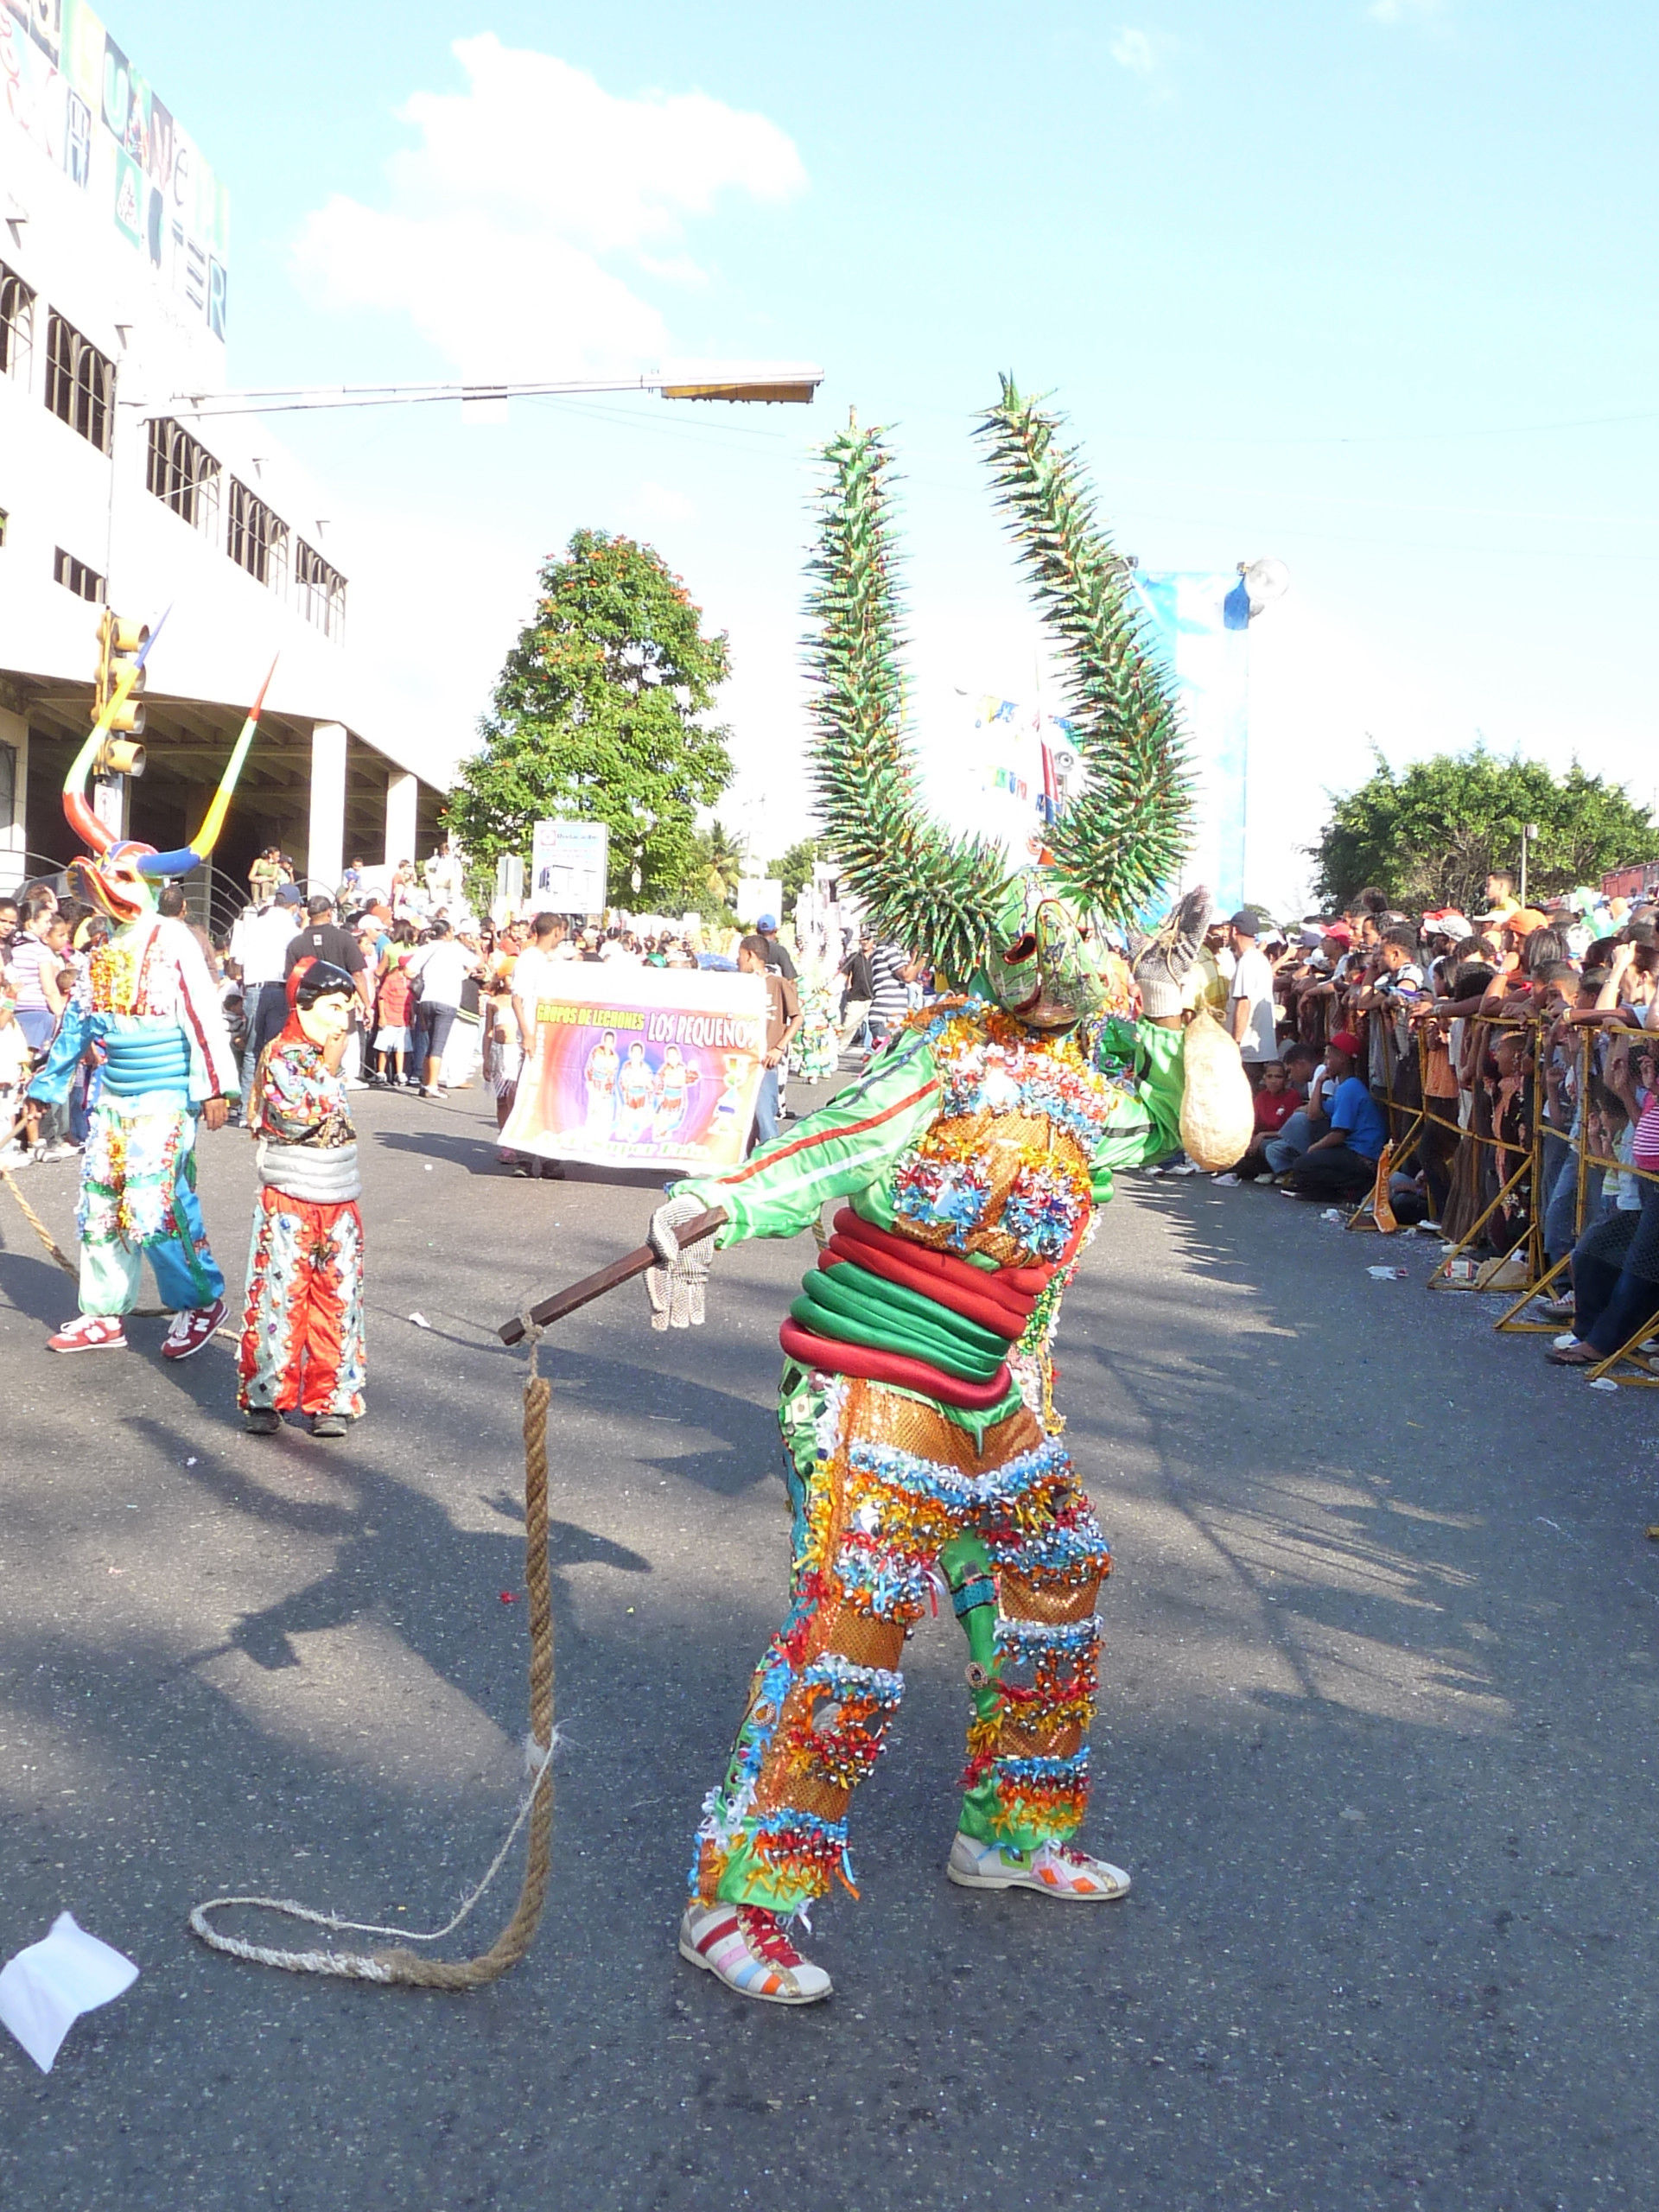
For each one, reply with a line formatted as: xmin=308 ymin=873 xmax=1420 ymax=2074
xmin=983 ymin=874 xmax=1105 ymax=1030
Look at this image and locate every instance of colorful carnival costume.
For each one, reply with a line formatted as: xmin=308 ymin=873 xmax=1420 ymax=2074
xmin=30 ymin=912 xmax=238 ymax=1349
xmin=238 ymin=963 xmax=366 ymax=1436
xmin=646 ymin=383 xmax=1224 ymax=2005
xmin=27 ymin=648 xmax=266 ymax=1358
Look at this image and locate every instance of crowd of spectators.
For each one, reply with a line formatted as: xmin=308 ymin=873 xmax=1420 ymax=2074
xmin=1181 ymin=872 xmax=1659 ymax=1372
xmin=9 ymin=846 xmax=1656 ymax=1372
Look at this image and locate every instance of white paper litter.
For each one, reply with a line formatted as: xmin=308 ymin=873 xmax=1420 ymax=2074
xmin=1367 ymin=1266 xmax=1408 ymax=1280
xmin=1321 ymin=1209 xmax=1344 ymax=1222
xmin=1589 ymin=1376 xmax=1618 ymax=1392
xmin=407 ymin=1312 xmax=431 ymax=1330
xmin=0 ymin=1913 xmax=138 ymax=2073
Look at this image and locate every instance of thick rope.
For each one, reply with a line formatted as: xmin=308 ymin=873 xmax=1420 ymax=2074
xmin=1 ymin=1164 xmax=80 ymax=1278
xmin=0 ymin=1163 xmax=230 ymax=1329
xmin=189 ymin=1318 xmax=556 ymax=1987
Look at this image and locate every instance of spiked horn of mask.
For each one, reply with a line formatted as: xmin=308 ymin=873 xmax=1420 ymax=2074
xmin=64 ymin=634 xmax=276 ymax=926
xmin=807 ymin=378 xmax=1192 ymax=1020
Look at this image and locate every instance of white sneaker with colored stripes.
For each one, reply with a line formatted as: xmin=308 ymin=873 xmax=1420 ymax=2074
xmin=946 ymin=1832 xmax=1131 ymax=1900
xmin=677 ymin=1901 xmax=832 ymax=2005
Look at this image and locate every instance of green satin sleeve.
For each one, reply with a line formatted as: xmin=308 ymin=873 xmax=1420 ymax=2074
xmin=671 ymin=1032 xmax=944 ymax=1246
xmin=1088 ymin=1018 xmax=1186 ymax=1205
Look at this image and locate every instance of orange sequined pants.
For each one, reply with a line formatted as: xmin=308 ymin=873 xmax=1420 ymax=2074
xmin=691 ymin=1372 xmax=1109 ymax=1913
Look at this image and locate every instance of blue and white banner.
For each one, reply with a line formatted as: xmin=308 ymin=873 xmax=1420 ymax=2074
xmin=1130 ymin=572 xmax=1252 ymax=914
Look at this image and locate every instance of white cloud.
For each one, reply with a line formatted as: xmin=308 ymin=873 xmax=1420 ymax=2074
xmin=1109 ymin=27 xmax=1157 ymax=74
xmin=1367 ymin=0 xmax=1445 ymax=22
xmin=291 ymin=35 xmax=807 ymax=378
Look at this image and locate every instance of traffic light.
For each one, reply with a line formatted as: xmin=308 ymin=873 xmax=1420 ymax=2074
xmin=92 ymin=610 xmax=148 ymax=777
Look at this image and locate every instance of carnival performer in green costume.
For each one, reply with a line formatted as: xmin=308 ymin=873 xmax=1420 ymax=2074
xmin=652 ymin=382 xmax=1217 ymax=2005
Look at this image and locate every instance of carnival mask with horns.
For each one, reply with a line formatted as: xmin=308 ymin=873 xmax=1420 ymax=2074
xmin=62 ymin=617 xmax=275 ymax=925
xmin=808 ymin=378 xmax=1192 ymax=1024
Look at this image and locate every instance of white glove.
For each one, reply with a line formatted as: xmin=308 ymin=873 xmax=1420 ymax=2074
xmin=1131 ymin=887 xmax=1214 ymax=1020
xmin=645 ymin=1194 xmax=716 ymax=1332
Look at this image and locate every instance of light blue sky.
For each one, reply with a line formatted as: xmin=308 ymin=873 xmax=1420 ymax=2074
xmin=121 ymin=1 xmax=1658 ymax=899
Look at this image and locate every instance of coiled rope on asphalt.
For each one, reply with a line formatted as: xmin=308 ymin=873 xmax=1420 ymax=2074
xmin=188 ymin=1319 xmax=556 ymax=1987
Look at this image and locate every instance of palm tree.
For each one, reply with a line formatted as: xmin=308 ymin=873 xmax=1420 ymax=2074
xmin=699 ymin=817 xmax=747 ymax=906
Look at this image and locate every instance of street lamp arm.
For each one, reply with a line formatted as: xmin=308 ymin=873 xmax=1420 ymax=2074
xmin=121 ymin=369 xmax=824 ymax=419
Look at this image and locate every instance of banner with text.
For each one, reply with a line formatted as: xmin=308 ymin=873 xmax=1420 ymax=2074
xmin=530 ymin=819 xmax=609 ymax=915
xmin=499 ymin=965 xmax=769 ymax=1172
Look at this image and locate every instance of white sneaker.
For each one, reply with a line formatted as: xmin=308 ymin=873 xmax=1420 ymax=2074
xmin=945 ymin=1831 xmax=1130 ymax=1900
xmin=1212 ymin=1173 xmax=1241 ymax=1186
xmin=677 ymin=1900 xmax=832 ymax=2005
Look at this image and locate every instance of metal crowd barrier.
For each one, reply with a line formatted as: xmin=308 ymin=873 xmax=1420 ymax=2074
xmin=1325 ymin=1004 xmax=1659 ymax=1388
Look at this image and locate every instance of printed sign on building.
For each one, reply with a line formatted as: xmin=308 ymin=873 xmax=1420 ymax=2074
xmin=500 ymin=965 xmax=768 ymax=1172
xmin=530 ymin=819 xmax=609 ymax=915
xmin=0 ymin=0 xmax=230 ymax=340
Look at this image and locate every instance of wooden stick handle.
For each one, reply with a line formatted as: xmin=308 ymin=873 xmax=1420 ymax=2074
xmin=498 ymin=1207 xmax=728 ymax=1345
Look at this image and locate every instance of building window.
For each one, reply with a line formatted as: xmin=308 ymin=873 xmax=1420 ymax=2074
xmin=54 ymin=548 xmax=105 ymax=602
xmin=43 ymin=314 xmax=114 ymax=454
xmin=293 ymin=539 xmax=348 ymax=641
xmin=0 ymin=264 xmax=35 ymax=385
xmin=146 ymin=418 xmax=221 ymax=537
xmin=226 ymin=476 xmax=288 ymax=593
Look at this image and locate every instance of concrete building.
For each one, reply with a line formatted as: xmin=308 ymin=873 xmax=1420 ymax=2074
xmin=0 ymin=3 xmax=448 ymax=929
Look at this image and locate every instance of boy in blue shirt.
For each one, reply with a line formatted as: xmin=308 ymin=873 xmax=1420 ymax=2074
xmin=1287 ymin=1031 xmax=1388 ymax=1199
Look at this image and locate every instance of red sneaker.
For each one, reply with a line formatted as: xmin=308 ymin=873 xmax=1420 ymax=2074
xmin=161 ymin=1297 xmax=227 ymax=1360
xmin=48 ymin=1313 xmax=128 ymax=1353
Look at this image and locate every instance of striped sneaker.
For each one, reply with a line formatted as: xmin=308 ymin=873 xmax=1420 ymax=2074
xmin=946 ymin=1832 xmax=1130 ymax=1900
xmin=677 ymin=1901 xmax=832 ymax=2005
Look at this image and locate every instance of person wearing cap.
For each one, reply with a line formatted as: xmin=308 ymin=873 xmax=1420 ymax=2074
xmin=1226 ymin=909 xmax=1279 ymax=1086
xmin=1263 ymin=1034 xmax=1344 ymax=1176
xmin=753 ymin=913 xmax=797 ymax=984
xmin=1284 ymin=1030 xmax=1388 ymax=1198
xmin=238 ymin=960 xmax=367 ymax=1438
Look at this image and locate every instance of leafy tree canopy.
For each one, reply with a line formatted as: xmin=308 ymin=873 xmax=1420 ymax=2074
xmin=767 ymin=837 xmax=819 ymax=907
xmin=1310 ymin=747 xmax=1656 ymax=916
xmin=444 ymin=530 xmax=734 ymax=907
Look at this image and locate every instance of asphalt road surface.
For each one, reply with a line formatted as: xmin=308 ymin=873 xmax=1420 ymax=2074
xmin=2 ymin=1072 xmax=1656 ymax=2210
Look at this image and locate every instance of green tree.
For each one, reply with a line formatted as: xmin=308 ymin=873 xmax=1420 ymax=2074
xmin=444 ymin=530 xmax=734 ymax=907
xmin=1310 ymin=747 xmax=1656 ymax=916
xmin=767 ymin=836 xmax=819 ymax=909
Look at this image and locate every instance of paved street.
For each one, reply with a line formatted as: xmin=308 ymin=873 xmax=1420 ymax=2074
xmin=2 ymin=1075 xmax=1657 ymax=2210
